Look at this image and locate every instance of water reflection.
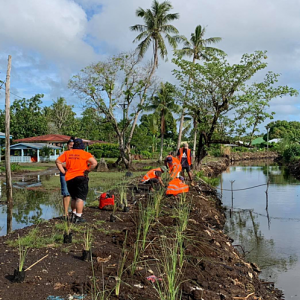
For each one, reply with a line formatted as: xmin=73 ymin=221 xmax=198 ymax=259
xmin=224 ymin=209 xmax=297 ymax=282
xmin=219 ymin=164 xmax=300 ymax=298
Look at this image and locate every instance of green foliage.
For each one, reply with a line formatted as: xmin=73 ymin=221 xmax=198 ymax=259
xmin=140 ymin=150 xmax=151 ymax=159
xmin=283 ymin=144 xmax=300 ymax=162
xmin=130 ymin=0 xmax=181 ymax=62
xmin=265 ymin=120 xmax=300 ymax=142
xmin=195 ymin=171 xmax=220 ymax=186
xmin=89 ymin=143 xmax=119 ymax=158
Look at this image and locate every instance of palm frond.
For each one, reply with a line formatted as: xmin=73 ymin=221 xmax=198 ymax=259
xmin=130 ymin=24 xmax=147 ymax=32
xmin=136 ymin=7 xmax=146 ymax=17
xmin=165 ymin=33 xmax=178 ymax=50
xmin=136 ymin=35 xmax=152 ymax=59
xmin=133 ymin=31 xmax=151 ymax=42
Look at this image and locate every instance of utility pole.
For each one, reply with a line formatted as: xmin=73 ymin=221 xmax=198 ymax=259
xmin=5 ymin=55 xmax=13 ymax=234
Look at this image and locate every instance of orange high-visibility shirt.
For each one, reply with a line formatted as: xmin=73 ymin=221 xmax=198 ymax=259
xmin=141 ymin=168 xmax=161 ymax=182
xmin=178 ymin=148 xmax=192 ymax=166
xmin=58 ymin=149 xmax=93 ymax=181
xmin=166 ymin=178 xmax=189 ymax=196
xmin=167 ymin=156 xmax=182 ymax=179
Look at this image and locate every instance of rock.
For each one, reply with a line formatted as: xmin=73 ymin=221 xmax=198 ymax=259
xmin=97 ymin=158 xmax=109 ymax=172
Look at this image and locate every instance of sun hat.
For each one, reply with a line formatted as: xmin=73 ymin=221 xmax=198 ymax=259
xmin=73 ymin=138 xmax=85 ymax=150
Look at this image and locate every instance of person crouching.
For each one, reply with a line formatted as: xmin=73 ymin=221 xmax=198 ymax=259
xmin=141 ymin=166 xmax=167 ymax=190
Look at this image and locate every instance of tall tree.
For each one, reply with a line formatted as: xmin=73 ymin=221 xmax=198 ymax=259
xmin=147 ymin=82 xmax=179 ymax=162
xmin=130 ymin=0 xmax=181 ymax=77
xmin=69 ymin=52 xmax=155 ymax=168
xmin=9 ymin=94 xmax=48 ymax=139
xmin=175 ymin=25 xmax=223 ymax=150
xmin=173 ymin=51 xmax=298 ymax=165
xmin=46 ymin=97 xmax=78 ymax=135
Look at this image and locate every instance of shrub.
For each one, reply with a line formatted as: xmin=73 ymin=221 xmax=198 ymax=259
xmin=140 ymin=150 xmax=151 ymax=159
xmin=283 ymin=144 xmax=300 ymax=162
xmin=89 ymin=143 xmax=119 ymax=158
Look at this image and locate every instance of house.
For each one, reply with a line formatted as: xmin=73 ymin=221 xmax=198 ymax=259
xmin=9 ymin=143 xmax=61 ymax=163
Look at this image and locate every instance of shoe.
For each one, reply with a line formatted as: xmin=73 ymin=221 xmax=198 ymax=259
xmin=73 ymin=215 xmax=86 ymax=223
xmin=190 ymin=181 xmax=195 ymax=187
xmin=69 ymin=212 xmax=76 ymax=223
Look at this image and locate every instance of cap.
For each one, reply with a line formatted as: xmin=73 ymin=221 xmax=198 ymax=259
xmin=73 ymin=138 xmax=85 ymax=150
xmin=161 ymin=166 xmax=167 ymax=172
xmin=166 ymin=157 xmax=173 ymax=162
xmin=179 ymin=176 xmax=185 ymax=181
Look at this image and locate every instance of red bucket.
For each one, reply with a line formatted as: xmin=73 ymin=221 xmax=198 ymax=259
xmin=99 ymin=193 xmax=115 ymax=209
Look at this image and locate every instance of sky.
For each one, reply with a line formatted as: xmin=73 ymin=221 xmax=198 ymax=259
xmin=0 ymin=0 xmax=300 ymax=133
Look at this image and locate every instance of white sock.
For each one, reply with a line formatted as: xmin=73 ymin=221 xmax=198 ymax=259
xmin=72 ymin=210 xmax=76 ymax=214
xmin=76 ymin=213 xmax=82 ymax=217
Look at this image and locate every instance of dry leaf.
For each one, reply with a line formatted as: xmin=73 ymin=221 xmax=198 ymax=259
xmin=97 ymin=255 xmax=111 ymax=263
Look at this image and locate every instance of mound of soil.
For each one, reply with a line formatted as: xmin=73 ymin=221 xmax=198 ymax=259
xmin=0 ymin=179 xmax=283 ymax=300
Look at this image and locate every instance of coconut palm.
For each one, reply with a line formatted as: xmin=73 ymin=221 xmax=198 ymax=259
xmin=176 ymin=25 xmax=223 ymax=150
xmin=147 ymin=82 xmax=179 ymax=162
xmin=148 ymin=114 xmax=159 ymax=156
xmin=130 ymin=0 xmax=181 ymax=77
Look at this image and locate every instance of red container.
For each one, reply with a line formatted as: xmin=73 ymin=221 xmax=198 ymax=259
xmin=99 ymin=193 xmax=115 ymax=209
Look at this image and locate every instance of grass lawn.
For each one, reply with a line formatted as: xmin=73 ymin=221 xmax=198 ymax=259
xmin=42 ymin=171 xmax=144 ymax=192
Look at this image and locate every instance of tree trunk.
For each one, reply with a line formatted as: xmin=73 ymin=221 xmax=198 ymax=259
xmin=177 ymin=57 xmax=195 ymax=150
xmin=126 ymin=39 xmax=159 ymax=152
xmin=5 ymin=55 xmax=12 ymax=234
xmin=192 ymin=128 xmax=197 ymax=161
xmin=159 ymin=133 xmax=164 ymax=163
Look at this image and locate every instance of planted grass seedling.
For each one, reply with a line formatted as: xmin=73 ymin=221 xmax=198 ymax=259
xmin=82 ymin=227 xmax=93 ymax=261
xmin=63 ymin=218 xmax=73 ymax=244
xmin=13 ymin=234 xmax=28 ymax=283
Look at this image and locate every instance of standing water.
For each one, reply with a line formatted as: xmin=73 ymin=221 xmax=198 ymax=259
xmin=219 ymin=162 xmax=300 ymax=299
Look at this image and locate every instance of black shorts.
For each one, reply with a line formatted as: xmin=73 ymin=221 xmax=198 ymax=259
xmin=67 ymin=176 xmax=89 ymax=201
xmin=182 ymin=166 xmax=191 ymax=173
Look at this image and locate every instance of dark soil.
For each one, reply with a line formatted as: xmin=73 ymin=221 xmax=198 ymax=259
xmin=0 ymin=159 xmax=283 ymax=300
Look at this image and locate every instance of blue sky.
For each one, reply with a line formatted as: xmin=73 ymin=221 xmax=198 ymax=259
xmin=0 ymin=0 xmax=300 ymax=132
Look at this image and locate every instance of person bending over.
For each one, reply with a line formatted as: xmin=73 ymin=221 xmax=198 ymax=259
xmin=141 ymin=166 xmax=167 ymax=190
xmin=164 ymin=154 xmax=182 ymax=180
xmin=56 ymin=138 xmax=97 ymax=223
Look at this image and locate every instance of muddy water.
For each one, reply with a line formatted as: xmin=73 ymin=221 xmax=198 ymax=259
xmin=0 ymin=174 xmax=99 ymax=236
xmin=219 ymin=162 xmax=300 ymax=299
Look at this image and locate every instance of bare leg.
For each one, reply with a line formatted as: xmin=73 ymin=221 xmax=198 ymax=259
xmin=63 ymin=196 xmax=71 ymax=216
xmin=71 ymin=199 xmax=76 ymax=212
xmin=75 ymin=199 xmax=84 ymax=214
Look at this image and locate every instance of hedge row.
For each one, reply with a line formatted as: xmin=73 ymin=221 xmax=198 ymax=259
xmin=89 ymin=143 xmax=119 ymax=158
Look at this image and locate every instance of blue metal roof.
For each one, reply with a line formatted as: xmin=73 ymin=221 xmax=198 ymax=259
xmin=9 ymin=143 xmax=61 ymax=150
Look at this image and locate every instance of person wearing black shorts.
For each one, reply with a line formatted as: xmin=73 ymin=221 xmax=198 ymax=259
xmin=56 ymin=138 xmax=97 ymax=223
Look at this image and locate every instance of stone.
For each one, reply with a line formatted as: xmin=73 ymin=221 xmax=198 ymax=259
xmin=97 ymin=158 xmax=109 ymax=172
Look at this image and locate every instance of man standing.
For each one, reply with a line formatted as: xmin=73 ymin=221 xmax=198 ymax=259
xmin=177 ymin=143 xmax=194 ymax=186
xmin=56 ymin=138 xmax=97 ymax=223
xmin=59 ymin=137 xmax=74 ymax=219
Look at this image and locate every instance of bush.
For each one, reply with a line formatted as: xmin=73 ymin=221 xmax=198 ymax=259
xmin=283 ymin=144 xmax=300 ymax=162
xmin=140 ymin=150 xmax=151 ymax=159
xmin=89 ymin=143 xmax=119 ymax=158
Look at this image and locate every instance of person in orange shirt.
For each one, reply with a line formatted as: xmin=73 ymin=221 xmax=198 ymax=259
xmin=59 ymin=137 xmax=74 ymax=219
xmin=177 ymin=143 xmax=194 ymax=186
xmin=56 ymin=138 xmax=97 ymax=223
xmin=141 ymin=166 xmax=167 ymax=189
xmin=165 ymin=154 xmax=182 ymax=179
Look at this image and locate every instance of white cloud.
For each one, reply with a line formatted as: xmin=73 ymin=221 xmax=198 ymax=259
xmin=0 ymin=0 xmax=299 ymax=122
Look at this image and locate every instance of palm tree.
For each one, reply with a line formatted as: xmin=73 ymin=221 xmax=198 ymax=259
xmin=130 ymin=0 xmax=181 ymax=78
xmin=147 ymin=82 xmax=179 ymax=162
xmin=176 ymin=25 xmax=223 ymax=150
